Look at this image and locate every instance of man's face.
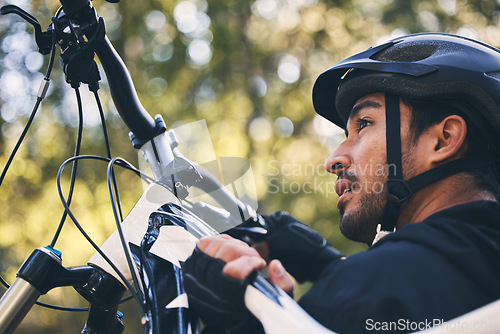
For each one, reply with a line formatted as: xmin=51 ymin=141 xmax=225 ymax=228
xmin=325 ymin=93 xmax=417 ymax=244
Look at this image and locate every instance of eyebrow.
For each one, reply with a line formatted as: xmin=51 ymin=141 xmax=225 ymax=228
xmin=349 ymin=100 xmax=382 ymax=120
xmin=344 ymin=99 xmax=382 ymax=136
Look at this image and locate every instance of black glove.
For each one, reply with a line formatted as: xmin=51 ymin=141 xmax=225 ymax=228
xmin=182 ymin=247 xmax=264 ymax=333
xmin=264 ymin=211 xmax=344 ymax=283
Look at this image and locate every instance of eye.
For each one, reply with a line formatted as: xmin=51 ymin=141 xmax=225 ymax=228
xmin=355 ymin=118 xmax=371 ymax=132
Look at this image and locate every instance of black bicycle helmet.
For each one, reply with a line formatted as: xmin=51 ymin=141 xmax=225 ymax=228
xmin=312 ymin=33 xmax=500 ymax=244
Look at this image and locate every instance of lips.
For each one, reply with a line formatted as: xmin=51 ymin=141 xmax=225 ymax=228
xmin=335 ymin=178 xmax=354 ymax=211
xmin=335 ymin=178 xmax=353 ymax=197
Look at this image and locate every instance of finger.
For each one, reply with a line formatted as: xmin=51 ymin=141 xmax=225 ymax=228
xmin=268 ymin=260 xmax=294 ymax=296
xmin=214 ymin=241 xmax=261 ymax=263
xmin=223 ymin=255 xmax=267 ymax=280
xmin=199 ymin=235 xmax=260 ymax=263
xmin=197 ymin=235 xmax=233 ymax=256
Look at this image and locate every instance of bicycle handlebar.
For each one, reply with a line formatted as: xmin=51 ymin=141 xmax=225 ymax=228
xmin=95 ymin=37 xmax=157 ymax=140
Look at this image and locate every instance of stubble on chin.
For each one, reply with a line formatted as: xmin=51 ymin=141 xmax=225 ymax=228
xmin=339 ymin=189 xmax=385 ymax=245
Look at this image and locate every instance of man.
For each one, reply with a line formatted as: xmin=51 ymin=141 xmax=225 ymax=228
xmin=182 ymin=33 xmax=500 ymax=333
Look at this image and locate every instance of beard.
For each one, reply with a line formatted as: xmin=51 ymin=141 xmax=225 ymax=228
xmin=338 ymin=175 xmax=386 ymax=245
xmin=338 ymin=146 xmax=416 ymax=245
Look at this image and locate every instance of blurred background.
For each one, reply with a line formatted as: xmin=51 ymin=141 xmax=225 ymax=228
xmin=1 ymin=0 xmax=500 ymax=332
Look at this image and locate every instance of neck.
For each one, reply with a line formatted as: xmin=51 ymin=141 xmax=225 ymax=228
xmin=396 ymin=174 xmax=497 ymax=228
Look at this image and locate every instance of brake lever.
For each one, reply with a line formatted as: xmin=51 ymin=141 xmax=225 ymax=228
xmin=0 ymin=5 xmax=53 ymax=55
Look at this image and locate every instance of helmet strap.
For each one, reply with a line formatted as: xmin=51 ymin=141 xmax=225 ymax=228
xmin=373 ymin=94 xmax=494 ymax=245
xmin=373 ymin=93 xmax=402 ymax=244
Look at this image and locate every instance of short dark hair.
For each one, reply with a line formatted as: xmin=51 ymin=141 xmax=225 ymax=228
xmin=405 ymin=99 xmax=500 ymax=200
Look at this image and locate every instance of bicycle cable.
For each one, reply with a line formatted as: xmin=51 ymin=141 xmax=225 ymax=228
xmin=42 ymin=69 xmax=128 ymax=311
xmin=32 ymin=154 xmax=155 ymax=313
xmin=50 ymin=86 xmax=84 ymax=247
xmin=107 ymin=157 xmax=148 ymax=305
xmin=56 ymin=154 xmax=157 ymax=317
xmin=95 ymin=91 xmax=124 ymax=222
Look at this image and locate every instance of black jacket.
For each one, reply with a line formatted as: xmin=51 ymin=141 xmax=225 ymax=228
xmin=298 ymin=201 xmax=500 ymax=333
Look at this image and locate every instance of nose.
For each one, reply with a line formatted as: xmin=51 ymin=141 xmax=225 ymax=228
xmin=325 ymin=145 xmax=351 ymax=176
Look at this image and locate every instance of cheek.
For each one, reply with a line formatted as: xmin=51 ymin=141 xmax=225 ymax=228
xmin=355 ymin=141 xmax=386 ymax=179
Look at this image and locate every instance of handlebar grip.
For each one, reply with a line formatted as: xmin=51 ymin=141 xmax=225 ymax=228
xmin=95 ymin=37 xmax=157 ymax=140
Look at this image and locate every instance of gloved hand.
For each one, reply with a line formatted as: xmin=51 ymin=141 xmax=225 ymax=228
xmin=263 ymin=211 xmax=344 ymax=283
xmin=182 ymin=247 xmax=264 ymax=333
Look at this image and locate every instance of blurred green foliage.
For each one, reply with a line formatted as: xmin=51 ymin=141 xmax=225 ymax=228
xmin=1 ymin=0 xmax=500 ymax=332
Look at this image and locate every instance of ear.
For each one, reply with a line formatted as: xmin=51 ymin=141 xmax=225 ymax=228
xmin=429 ymin=115 xmax=468 ymax=164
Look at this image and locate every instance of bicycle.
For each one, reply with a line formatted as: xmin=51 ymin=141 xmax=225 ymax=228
xmin=1 ymin=1 xmax=499 ymax=334
xmin=0 ymin=0 xmax=333 ymax=333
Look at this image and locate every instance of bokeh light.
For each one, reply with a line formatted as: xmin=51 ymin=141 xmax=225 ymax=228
xmin=187 ymin=39 xmax=212 ymax=66
xmin=274 ymin=116 xmax=294 ymax=137
xmin=277 ymin=54 xmax=301 ymax=83
xmin=249 ymin=117 xmax=273 ymax=141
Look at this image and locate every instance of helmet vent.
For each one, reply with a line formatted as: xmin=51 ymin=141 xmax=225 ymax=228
xmin=485 ymin=71 xmax=500 ymax=81
xmin=373 ymin=43 xmax=438 ymax=62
